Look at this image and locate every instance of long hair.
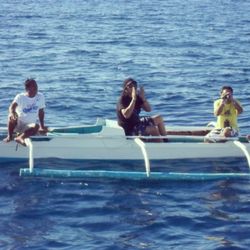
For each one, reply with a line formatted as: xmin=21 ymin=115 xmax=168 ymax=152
xmin=121 ymin=78 xmax=137 ymax=97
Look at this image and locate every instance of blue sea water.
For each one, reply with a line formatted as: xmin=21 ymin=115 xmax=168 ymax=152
xmin=0 ymin=0 xmax=250 ymax=249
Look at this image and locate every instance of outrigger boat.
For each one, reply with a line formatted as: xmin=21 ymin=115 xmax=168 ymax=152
xmin=0 ymin=119 xmax=249 ymax=180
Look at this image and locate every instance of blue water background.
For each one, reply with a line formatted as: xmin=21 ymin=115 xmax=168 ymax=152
xmin=0 ymin=0 xmax=250 ymax=249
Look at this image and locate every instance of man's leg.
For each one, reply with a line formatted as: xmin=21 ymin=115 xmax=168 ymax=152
xmin=15 ymin=124 xmax=39 ymax=146
xmin=3 ymin=118 xmax=17 ymax=142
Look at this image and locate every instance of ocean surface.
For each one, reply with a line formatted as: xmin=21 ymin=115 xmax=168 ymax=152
xmin=0 ymin=0 xmax=250 ymax=249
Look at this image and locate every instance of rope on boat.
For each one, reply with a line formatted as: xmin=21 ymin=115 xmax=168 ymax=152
xmin=134 ymin=138 xmax=150 ymax=177
xmin=24 ymin=138 xmax=34 ymax=173
xmin=234 ymin=141 xmax=250 ymax=168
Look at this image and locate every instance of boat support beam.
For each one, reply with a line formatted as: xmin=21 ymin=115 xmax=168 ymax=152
xmin=24 ymin=138 xmax=34 ymax=173
xmin=234 ymin=141 xmax=250 ymax=168
xmin=134 ymin=138 xmax=150 ymax=177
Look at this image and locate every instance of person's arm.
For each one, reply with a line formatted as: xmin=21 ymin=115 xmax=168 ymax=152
xmin=232 ymin=98 xmax=243 ymax=114
xmin=214 ymin=99 xmax=225 ymax=116
xmin=121 ymin=87 xmax=137 ymax=119
xmin=139 ymin=86 xmax=151 ymax=112
xmin=8 ymin=102 xmax=18 ymax=120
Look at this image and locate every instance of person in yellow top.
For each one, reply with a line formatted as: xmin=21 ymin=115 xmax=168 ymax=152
xmin=205 ymin=86 xmax=243 ymax=141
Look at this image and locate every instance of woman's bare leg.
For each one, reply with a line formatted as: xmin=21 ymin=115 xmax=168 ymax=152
xmin=152 ymin=115 xmax=167 ymax=136
xmin=145 ymin=126 xmax=163 ymax=142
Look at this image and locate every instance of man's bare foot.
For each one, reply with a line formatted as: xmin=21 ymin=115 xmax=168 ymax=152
xmin=38 ymin=128 xmax=48 ymax=135
xmin=3 ymin=136 xmax=13 ymax=143
xmin=14 ymin=137 xmax=26 ymax=146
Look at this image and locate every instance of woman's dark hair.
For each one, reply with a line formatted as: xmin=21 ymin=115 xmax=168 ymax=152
xmin=123 ymin=78 xmax=137 ymax=89
xmin=121 ymin=78 xmax=137 ymax=97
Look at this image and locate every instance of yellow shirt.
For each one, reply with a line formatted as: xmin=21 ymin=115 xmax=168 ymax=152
xmin=214 ymin=99 xmax=241 ymax=129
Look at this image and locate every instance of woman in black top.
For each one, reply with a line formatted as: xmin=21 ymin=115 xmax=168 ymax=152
xmin=116 ymin=78 xmax=167 ymax=142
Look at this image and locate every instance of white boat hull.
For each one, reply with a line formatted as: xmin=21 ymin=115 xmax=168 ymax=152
xmin=0 ymin=119 xmax=249 ymax=162
xmin=0 ymin=134 xmax=249 ymax=162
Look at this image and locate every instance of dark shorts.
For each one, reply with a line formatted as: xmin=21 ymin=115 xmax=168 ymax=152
xmin=132 ymin=116 xmax=155 ymax=136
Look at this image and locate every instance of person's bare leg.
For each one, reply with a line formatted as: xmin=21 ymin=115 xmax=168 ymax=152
xmin=222 ymin=127 xmax=232 ymax=137
xmin=15 ymin=125 xmax=39 ymax=146
xmin=145 ymin=126 xmax=163 ymax=142
xmin=152 ymin=115 xmax=167 ymax=136
xmin=3 ymin=119 xmax=17 ymax=142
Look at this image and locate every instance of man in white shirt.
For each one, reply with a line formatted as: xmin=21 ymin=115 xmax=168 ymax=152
xmin=3 ymin=79 xmax=47 ymax=146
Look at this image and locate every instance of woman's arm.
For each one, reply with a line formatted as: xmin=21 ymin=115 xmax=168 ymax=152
xmin=121 ymin=86 xmax=137 ymax=119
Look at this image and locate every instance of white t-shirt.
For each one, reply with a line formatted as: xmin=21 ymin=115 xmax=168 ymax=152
xmin=14 ymin=92 xmax=46 ymax=124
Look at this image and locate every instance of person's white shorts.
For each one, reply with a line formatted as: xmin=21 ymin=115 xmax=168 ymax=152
xmin=204 ymin=127 xmax=239 ymax=142
xmin=14 ymin=121 xmax=37 ymax=134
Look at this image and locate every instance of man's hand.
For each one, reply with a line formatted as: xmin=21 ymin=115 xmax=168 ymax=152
xmin=221 ymin=91 xmax=232 ymax=104
xmin=9 ymin=111 xmax=18 ymax=121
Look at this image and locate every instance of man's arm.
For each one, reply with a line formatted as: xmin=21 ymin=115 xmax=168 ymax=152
xmin=214 ymin=100 xmax=225 ymax=116
xmin=232 ymin=99 xmax=243 ymax=114
xmin=9 ymin=102 xmax=18 ymax=120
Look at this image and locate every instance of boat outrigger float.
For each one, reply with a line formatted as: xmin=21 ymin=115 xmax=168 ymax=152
xmin=0 ymin=119 xmax=249 ymax=180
